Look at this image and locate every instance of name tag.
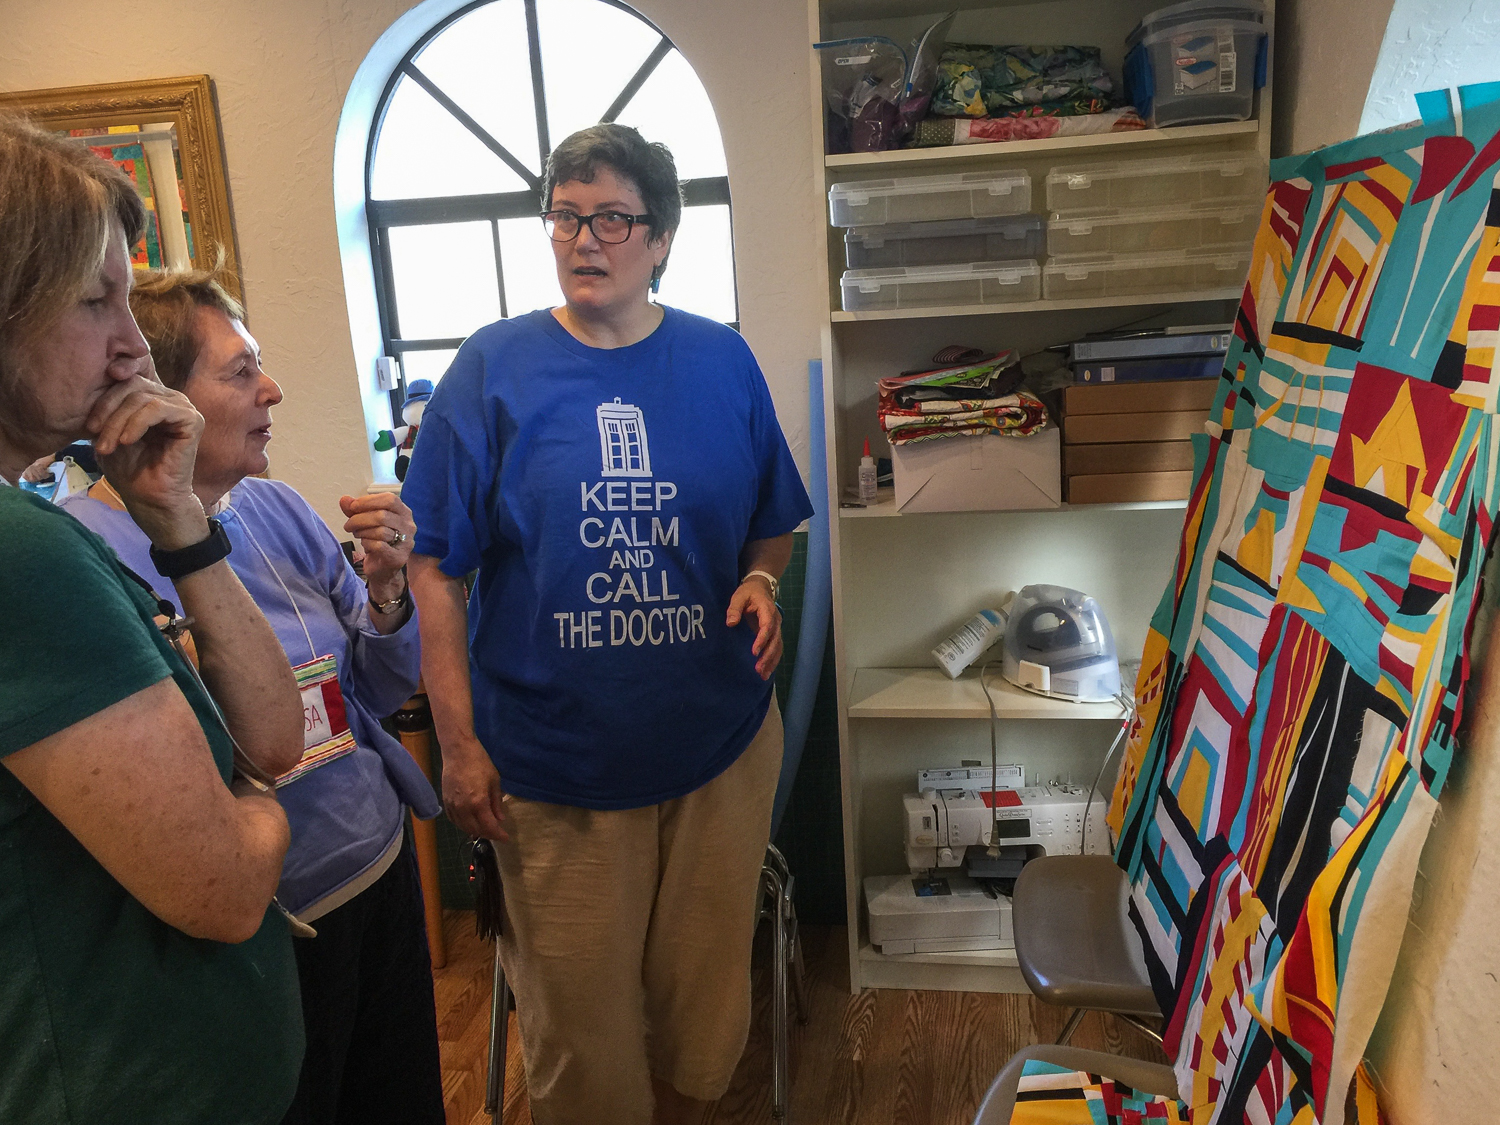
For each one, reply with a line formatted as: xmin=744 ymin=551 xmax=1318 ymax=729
xmin=278 ymin=655 xmax=357 ymax=786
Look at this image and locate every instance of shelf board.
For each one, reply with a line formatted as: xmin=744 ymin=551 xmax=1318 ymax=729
xmin=825 ymin=120 xmax=1261 ymax=172
xmin=849 ymin=666 xmax=1128 ymax=720
xmin=840 ymin=497 xmax=1188 ymax=517
xmin=856 ymin=941 xmax=1029 ymax=993
xmin=860 ymin=941 xmax=1019 ymax=969
xmin=831 ymin=288 xmax=1241 ymax=322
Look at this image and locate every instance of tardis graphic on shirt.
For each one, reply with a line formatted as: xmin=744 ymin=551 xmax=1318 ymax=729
xmin=555 ymin=399 xmax=705 ymax=652
xmin=596 ymin=398 xmax=651 ymax=477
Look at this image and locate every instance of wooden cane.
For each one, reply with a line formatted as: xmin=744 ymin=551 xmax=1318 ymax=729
xmin=394 ymin=693 xmax=447 ymax=969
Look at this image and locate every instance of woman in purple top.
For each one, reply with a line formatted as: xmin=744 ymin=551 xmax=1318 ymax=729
xmin=62 ymin=266 xmax=445 ymax=1125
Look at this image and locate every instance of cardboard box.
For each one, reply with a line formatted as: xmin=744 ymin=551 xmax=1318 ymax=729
xmin=1066 ymin=470 xmax=1193 ymax=504
xmin=892 ymin=428 xmax=1061 ymax=512
xmin=1063 ymin=379 xmax=1218 ymax=415
xmin=1064 ymin=440 xmax=1195 ymax=476
xmin=1063 ymin=410 xmax=1204 ymax=444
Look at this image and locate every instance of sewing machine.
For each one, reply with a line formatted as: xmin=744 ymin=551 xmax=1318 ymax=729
xmin=903 ymin=767 xmax=1110 ymax=869
xmin=864 ymin=766 xmax=1110 ymax=955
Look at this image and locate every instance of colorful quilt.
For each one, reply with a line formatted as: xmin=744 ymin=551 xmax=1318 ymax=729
xmin=1014 ymin=81 xmax=1500 ymax=1124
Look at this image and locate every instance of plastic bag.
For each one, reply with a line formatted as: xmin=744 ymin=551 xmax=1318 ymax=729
xmin=895 ymin=12 xmax=958 ymax=140
xmin=814 ymin=36 xmax=907 ymax=153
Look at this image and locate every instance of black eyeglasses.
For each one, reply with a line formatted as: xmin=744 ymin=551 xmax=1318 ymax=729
xmin=540 ymin=210 xmax=653 ymax=244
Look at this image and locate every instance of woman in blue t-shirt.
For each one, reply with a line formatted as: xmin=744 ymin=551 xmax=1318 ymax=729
xmin=404 ymin=124 xmax=813 ymax=1125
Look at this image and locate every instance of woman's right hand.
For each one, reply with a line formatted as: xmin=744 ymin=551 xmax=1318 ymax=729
xmin=90 ymin=370 xmax=209 ymax=550
xmin=441 ymin=737 xmax=508 ymax=841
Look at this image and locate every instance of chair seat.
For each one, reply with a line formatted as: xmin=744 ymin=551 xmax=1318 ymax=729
xmin=1012 ymin=854 xmax=1160 ymax=1018
xmin=972 ymin=1044 xmax=1178 ymax=1124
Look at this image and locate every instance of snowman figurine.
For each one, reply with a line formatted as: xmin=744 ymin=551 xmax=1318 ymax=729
xmin=373 ymin=378 xmax=434 ymax=482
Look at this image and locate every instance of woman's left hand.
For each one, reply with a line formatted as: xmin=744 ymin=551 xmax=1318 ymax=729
xmin=727 ymin=576 xmax=783 ymax=681
xmin=340 ymin=492 xmax=416 ymax=598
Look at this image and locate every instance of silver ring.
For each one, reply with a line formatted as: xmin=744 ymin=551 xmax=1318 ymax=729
xmin=390 ymin=531 xmax=407 ymax=547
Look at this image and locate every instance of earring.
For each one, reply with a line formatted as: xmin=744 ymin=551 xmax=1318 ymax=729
xmin=650 ymin=273 xmax=661 ymax=294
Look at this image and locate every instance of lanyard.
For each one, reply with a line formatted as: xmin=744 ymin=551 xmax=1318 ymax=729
xmin=115 ymin=559 xmax=317 ymax=939
xmin=233 ymin=509 xmax=317 ymax=664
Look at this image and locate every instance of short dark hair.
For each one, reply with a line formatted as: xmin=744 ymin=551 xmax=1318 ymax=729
xmin=542 ymin=124 xmax=683 ymax=255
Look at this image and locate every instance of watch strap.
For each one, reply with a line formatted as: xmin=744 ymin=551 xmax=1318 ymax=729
xmin=742 ymin=568 xmax=780 ymax=601
xmin=369 ymin=584 xmax=410 ymax=615
xmin=149 ymin=518 xmax=232 ymax=580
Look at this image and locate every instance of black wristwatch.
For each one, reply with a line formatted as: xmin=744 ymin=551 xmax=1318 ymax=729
xmin=150 ymin=518 xmax=232 ymax=580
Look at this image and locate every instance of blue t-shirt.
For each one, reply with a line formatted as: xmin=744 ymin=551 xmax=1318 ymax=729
xmin=402 ymin=306 xmax=813 ymax=809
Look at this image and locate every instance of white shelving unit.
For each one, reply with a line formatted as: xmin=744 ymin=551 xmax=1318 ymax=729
xmin=807 ymin=0 xmax=1273 ymax=993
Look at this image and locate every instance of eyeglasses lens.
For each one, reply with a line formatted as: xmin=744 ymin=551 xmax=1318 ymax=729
xmin=543 ymin=212 xmax=634 ymax=244
xmin=591 ymin=214 xmax=631 ymax=243
xmin=543 ymin=213 xmax=578 ymax=242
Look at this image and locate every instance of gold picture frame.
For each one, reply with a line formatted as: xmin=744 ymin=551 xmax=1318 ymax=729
xmin=0 ymin=75 xmax=242 ymax=302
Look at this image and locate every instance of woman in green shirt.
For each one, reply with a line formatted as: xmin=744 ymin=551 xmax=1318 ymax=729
xmin=0 ymin=117 xmax=306 ymax=1122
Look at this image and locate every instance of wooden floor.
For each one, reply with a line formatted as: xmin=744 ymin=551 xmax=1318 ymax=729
xmin=432 ymin=909 xmax=1167 ymax=1125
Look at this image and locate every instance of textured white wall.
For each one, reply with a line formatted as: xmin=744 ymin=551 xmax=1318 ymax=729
xmin=1362 ymin=0 xmax=1500 ymax=133
xmin=0 ymin=0 xmax=824 ymax=534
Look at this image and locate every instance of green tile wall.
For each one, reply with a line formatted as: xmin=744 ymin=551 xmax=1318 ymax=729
xmin=423 ymin=529 xmax=847 ymax=923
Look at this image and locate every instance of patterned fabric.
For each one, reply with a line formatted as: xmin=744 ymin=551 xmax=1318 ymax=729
xmin=1010 ymin=83 xmax=1500 ymax=1125
xmin=877 ymin=353 xmax=1048 ymax=444
xmin=909 ymin=107 xmax=1146 ymax=148
xmin=1103 ymin=84 xmax=1500 ymax=1124
xmin=1015 ymin=1060 xmax=1189 ymax=1123
xmin=931 ymin=45 xmax=1116 ymax=118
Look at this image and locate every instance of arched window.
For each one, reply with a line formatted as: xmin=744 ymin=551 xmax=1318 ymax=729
xmin=365 ymin=0 xmax=735 ymax=406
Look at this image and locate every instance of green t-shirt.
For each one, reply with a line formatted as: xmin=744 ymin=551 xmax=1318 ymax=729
xmin=0 ymin=488 xmax=303 ymax=1123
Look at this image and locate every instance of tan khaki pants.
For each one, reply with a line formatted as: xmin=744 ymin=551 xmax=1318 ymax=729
xmin=495 ymin=701 xmax=783 ymax=1125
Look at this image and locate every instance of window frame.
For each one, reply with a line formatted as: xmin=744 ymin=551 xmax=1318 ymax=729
xmin=363 ymin=0 xmax=736 ymax=422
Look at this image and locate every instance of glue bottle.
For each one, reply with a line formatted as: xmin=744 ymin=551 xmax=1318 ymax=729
xmin=858 ymin=437 xmax=878 ymax=504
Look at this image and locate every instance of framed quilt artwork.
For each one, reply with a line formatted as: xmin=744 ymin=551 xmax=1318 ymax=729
xmin=0 ymin=75 xmax=242 ymax=301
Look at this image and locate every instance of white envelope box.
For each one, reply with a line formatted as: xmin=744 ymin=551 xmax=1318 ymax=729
xmin=891 ymin=428 xmax=1061 ymax=513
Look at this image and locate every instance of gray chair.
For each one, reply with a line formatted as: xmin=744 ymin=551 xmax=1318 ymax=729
xmin=972 ymin=1044 xmax=1178 ymax=1124
xmin=1011 ymin=854 xmax=1163 ymax=1045
xmin=760 ymin=842 xmax=811 ymax=1122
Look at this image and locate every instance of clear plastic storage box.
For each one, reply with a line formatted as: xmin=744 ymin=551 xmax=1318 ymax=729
xmin=845 ymin=215 xmax=1045 ymax=269
xmin=1124 ymin=0 xmax=1268 ymax=127
xmin=828 ymin=170 xmax=1032 ymax=227
xmin=1046 ymin=153 xmax=1266 ymax=214
xmin=840 ymin=260 xmax=1041 ymax=311
xmin=1042 ymin=248 xmax=1250 ymax=300
xmin=1046 ymin=200 xmax=1258 ymax=257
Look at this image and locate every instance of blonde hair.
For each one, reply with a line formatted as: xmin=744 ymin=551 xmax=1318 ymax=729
xmin=129 ymin=259 xmax=245 ymax=391
xmin=0 ymin=115 xmax=146 ymax=399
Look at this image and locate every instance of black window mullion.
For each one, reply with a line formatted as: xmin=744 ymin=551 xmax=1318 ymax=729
xmin=524 ymin=0 xmax=550 ymax=170
xmin=369 ymin=178 xmax=726 ymax=227
xmin=390 ymin=337 xmax=468 ymax=352
xmin=401 ymin=61 xmax=541 ymax=192
xmin=601 ymin=36 xmax=673 ymax=124
xmin=491 ymin=219 xmax=509 ymax=320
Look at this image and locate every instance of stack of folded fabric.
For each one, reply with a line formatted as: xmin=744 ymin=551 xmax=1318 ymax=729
xmin=877 ymin=347 xmax=1048 ymax=445
xmin=909 ymin=106 xmax=1145 ymax=148
xmin=931 ymin=44 xmax=1118 ymax=119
